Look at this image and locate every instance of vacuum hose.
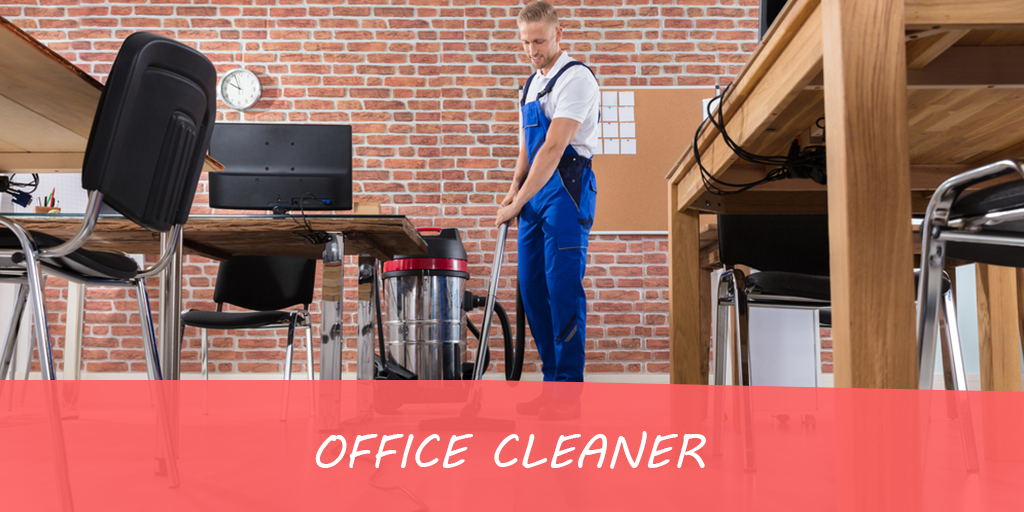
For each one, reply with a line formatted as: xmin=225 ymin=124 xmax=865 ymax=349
xmin=464 ymin=292 xmax=524 ymax=381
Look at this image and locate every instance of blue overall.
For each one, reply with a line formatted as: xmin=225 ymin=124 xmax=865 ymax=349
xmin=518 ymin=61 xmax=597 ymax=394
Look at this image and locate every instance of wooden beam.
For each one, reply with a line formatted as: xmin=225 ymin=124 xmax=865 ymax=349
xmin=905 ymin=29 xmax=969 ymax=69
xmin=674 ymin=5 xmax=824 ymax=205
xmin=905 ymin=0 xmax=1024 ymax=29
xmin=822 ymin=0 xmax=917 ymax=389
xmin=685 ymin=190 xmax=935 ymax=215
xmin=0 ymin=152 xmax=84 ymax=172
xmin=807 ymin=46 xmax=1024 ymax=89
xmin=668 ymin=184 xmax=703 ymax=385
xmin=666 ymin=0 xmax=823 ymax=184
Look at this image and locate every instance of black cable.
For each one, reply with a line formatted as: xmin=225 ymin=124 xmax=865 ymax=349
xmin=290 ymin=192 xmax=330 ymax=245
xmin=512 ymin=282 xmax=525 ymax=381
xmin=694 ymin=87 xmax=827 ymax=195
xmin=493 ymin=302 xmax=513 ymax=380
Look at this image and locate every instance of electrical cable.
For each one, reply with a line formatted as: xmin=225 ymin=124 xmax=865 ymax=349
xmin=694 ymin=86 xmax=827 ymax=195
xmin=290 ymin=192 xmax=330 ymax=245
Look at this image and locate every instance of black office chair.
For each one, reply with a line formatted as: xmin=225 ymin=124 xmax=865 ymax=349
xmin=714 ymin=214 xmax=965 ymax=390
xmin=181 ymin=255 xmax=317 ymax=382
xmin=0 ymin=33 xmax=215 ymax=504
xmin=918 ymin=160 xmax=1024 ymax=385
xmin=714 ymin=214 xmax=977 ymax=472
xmin=0 ymin=32 xmax=216 ymax=383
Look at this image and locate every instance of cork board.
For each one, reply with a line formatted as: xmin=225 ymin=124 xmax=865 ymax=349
xmin=592 ymin=87 xmax=717 ymax=232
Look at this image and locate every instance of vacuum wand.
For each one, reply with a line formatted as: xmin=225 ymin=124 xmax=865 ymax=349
xmin=472 ymin=221 xmax=509 ymax=380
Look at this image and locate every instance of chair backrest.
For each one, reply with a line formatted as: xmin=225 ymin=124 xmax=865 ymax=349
xmin=213 ymin=256 xmax=317 ymax=311
xmin=80 ymin=32 xmax=216 ymax=232
xmin=717 ymin=214 xmax=831 ymax=276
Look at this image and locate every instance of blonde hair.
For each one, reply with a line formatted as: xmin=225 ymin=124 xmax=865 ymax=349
xmin=517 ymin=1 xmax=559 ymax=27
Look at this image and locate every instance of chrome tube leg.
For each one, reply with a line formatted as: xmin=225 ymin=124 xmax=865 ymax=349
xmin=941 ymin=288 xmax=980 ymax=472
xmin=281 ymin=316 xmax=297 ymax=422
xmin=712 ymin=271 xmax=733 ymax=457
xmin=356 ymin=256 xmax=376 ymax=380
xmin=201 ymin=329 xmax=209 ymax=381
xmin=136 ymin=280 xmax=162 ymax=381
xmin=201 ymin=328 xmax=209 ymax=416
xmin=305 ymin=319 xmax=315 ymax=417
xmin=0 ymin=285 xmax=29 ymax=382
xmin=158 ymin=232 xmax=183 ymax=380
xmin=916 ymin=231 xmax=947 ymax=391
xmin=318 ymin=234 xmax=345 ymax=429
xmin=732 ymin=270 xmax=756 ymax=471
xmin=23 ymin=256 xmax=55 ymax=380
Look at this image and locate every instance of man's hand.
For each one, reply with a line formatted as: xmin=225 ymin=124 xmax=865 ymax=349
xmin=501 ymin=181 xmax=519 ymax=208
xmin=495 ymin=200 xmax=523 ymax=227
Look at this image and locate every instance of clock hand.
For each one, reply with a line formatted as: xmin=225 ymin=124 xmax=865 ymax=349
xmin=230 ymin=75 xmax=241 ymax=90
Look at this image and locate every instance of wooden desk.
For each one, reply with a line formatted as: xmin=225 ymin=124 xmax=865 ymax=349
xmin=0 ymin=16 xmax=221 ymax=175
xmin=11 ymin=214 xmax=428 ymax=381
xmin=666 ymin=0 xmax=1024 ymax=391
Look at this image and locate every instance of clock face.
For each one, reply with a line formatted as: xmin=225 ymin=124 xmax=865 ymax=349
xmin=220 ymin=68 xmax=262 ymax=110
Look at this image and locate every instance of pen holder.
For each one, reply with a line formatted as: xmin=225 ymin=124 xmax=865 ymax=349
xmin=35 ymin=206 xmax=61 ymax=214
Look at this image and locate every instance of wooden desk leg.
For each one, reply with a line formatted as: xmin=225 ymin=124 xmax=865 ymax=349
xmin=976 ymin=264 xmax=1022 ymax=392
xmin=822 ymin=0 xmax=917 ymax=390
xmin=823 ymin=0 xmax=921 ymax=507
xmin=668 ymin=185 xmax=702 ymax=385
xmin=976 ymin=264 xmax=1024 ymax=460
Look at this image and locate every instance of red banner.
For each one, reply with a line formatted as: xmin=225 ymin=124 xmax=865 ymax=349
xmin=1 ymin=380 xmax=1022 ymax=511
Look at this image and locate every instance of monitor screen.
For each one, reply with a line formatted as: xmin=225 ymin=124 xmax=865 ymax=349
xmin=208 ymin=123 xmax=353 ymax=212
xmin=759 ymin=0 xmax=789 ymax=41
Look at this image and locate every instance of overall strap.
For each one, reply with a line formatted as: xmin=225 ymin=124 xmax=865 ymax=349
xmin=520 ymin=72 xmax=538 ymax=108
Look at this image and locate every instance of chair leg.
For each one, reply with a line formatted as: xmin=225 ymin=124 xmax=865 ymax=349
xmin=731 ymin=269 xmax=756 ymax=472
xmin=713 ymin=272 xmax=732 ymax=386
xmin=0 ymin=284 xmax=29 ymax=382
xmin=280 ymin=315 xmax=297 ymax=422
xmin=135 ymin=280 xmax=162 ymax=381
xmin=712 ymin=270 xmax=733 ymax=457
xmin=305 ymin=320 xmax=315 ymax=417
xmin=916 ymin=238 xmax=947 ymax=391
xmin=201 ymin=328 xmax=209 ymax=381
xmin=940 ymin=288 xmax=980 ymax=473
xmin=305 ymin=320 xmax=314 ymax=381
xmin=25 ymin=261 xmax=55 ymax=380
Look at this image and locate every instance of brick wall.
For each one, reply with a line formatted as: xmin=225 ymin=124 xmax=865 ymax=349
xmin=3 ymin=0 xmax=767 ymax=378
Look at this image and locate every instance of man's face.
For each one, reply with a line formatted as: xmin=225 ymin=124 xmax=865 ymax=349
xmin=518 ymin=20 xmax=562 ymax=73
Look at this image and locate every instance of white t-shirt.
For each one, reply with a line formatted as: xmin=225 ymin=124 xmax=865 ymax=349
xmin=520 ymin=52 xmax=600 ymax=159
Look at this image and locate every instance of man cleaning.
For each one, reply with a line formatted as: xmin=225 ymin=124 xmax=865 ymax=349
xmin=495 ymin=1 xmax=600 ymax=420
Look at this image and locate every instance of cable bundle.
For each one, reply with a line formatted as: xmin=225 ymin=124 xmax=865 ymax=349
xmin=694 ymin=88 xmax=827 ymax=196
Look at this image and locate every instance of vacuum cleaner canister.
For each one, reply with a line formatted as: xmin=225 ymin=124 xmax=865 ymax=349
xmin=381 ymin=228 xmax=470 ymax=380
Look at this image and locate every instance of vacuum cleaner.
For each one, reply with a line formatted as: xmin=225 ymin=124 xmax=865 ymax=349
xmin=372 ymin=224 xmax=525 ymax=382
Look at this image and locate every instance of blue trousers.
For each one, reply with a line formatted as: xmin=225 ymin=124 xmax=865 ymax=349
xmin=518 ymin=155 xmax=596 ymax=398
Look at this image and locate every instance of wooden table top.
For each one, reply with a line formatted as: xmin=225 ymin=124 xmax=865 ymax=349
xmin=9 ymin=214 xmax=428 ymax=262
xmin=0 ymin=16 xmax=222 ymax=174
xmin=665 ymin=0 xmax=1024 ymax=214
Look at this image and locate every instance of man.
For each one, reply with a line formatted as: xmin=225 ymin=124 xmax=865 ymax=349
xmin=495 ymin=1 xmax=600 ymax=420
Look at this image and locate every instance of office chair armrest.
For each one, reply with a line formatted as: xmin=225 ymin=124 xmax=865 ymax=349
xmin=36 ymin=190 xmax=105 ymax=259
xmin=136 ymin=224 xmax=183 ymax=279
xmin=924 ymin=160 xmax=1024 ymax=228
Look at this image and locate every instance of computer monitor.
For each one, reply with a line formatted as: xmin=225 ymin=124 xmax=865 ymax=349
xmin=759 ymin=0 xmax=789 ymax=41
xmin=208 ymin=123 xmax=353 ymax=212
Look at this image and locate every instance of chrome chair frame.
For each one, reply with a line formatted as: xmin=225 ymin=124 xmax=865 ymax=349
xmin=715 ymin=264 xmax=978 ymax=472
xmin=918 ymin=159 xmax=1024 ymax=390
xmin=0 ymin=190 xmax=183 ymax=383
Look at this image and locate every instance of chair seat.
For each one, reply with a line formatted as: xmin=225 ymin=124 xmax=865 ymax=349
xmin=746 ymin=270 xmax=949 ymax=302
xmin=0 ymin=229 xmax=138 ymax=280
xmin=951 ymin=179 xmax=1024 ymax=220
xmin=181 ymin=309 xmax=297 ymax=330
xmin=944 ymin=180 xmax=1024 ymax=266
